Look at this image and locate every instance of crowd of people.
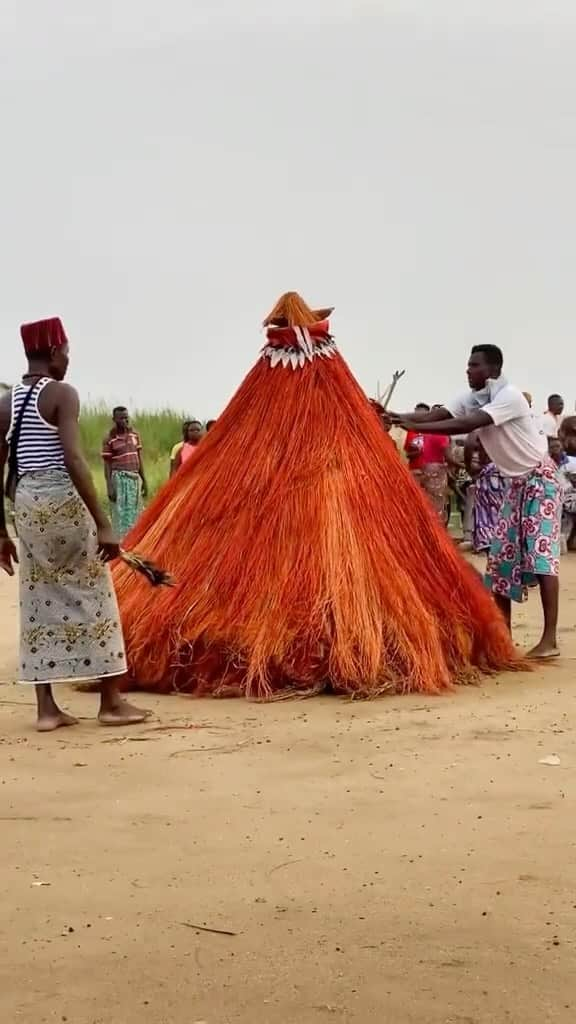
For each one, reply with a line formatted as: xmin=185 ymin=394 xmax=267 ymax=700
xmin=382 ymin=390 xmax=576 ymax=557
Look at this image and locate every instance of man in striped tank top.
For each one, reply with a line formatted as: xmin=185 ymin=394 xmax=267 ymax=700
xmin=0 ymin=317 xmax=147 ymax=731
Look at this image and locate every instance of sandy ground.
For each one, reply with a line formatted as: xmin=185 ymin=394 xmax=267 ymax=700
xmin=1 ymin=561 xmax=575 ymax=1024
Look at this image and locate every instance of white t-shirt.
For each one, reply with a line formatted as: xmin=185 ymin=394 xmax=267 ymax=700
xmin=446 ymin=383 xmax=548 ymax=477
xmin=540 ymin=411 xmax=564 ymax=438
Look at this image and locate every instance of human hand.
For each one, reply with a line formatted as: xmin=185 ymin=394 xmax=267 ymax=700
xmin=97 ymin=524 xmax=120 ymax=563
xmin=0 ymin=535 xmax=19 ymax=576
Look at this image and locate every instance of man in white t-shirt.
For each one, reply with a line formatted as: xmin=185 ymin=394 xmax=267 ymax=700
xmin=390 ymin=344 xmax=560 ymax=659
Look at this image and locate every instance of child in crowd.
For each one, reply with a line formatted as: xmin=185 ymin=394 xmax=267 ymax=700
xmin=550 ymin=427 xmax=576 ymax=553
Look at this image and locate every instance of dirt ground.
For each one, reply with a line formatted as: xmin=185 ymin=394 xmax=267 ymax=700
xmin=1 ymin=560 xmax=575 ymax=1024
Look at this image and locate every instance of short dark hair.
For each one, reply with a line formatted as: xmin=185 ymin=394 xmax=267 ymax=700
xmin=113 ymin=405 xmax=128 ymax=417
xmin=548 ymin=393 xmax=563 ymax=402
xmin=415 ymin=402 xmax=430 ymax=411
xmin=470 ymin=344 xmax=503 ymax=374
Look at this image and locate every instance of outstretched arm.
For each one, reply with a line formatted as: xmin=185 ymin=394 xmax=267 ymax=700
xmin=390 ymin=406 xmax=453 ymax=425
xmin=400 ymin=410 xmax=493 ymax=437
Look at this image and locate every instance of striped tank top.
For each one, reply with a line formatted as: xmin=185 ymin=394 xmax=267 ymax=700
xmin=7 ymin=378 xmax=66 ymax=476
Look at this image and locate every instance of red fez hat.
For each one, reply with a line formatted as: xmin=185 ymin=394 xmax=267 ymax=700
xmin=20 ymin=317 xmax=68 ymax=357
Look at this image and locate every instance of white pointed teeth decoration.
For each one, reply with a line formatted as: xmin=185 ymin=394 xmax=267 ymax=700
xmin=262 ymin=335 xmax=338 ymax=368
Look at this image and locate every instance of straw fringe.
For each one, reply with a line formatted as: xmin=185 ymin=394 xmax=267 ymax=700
xmin=113 ymin=345 xmax=524 ymax=698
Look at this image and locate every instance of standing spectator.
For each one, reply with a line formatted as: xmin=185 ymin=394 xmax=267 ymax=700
xmin=419 ymin=433 xmax=451 ymax=521
xmin=0 ymin=318 xmax=146 ymax=731
xmin=393 ymin=344 xmax=559 ymax=658
xmin=541 ymin=394 xmax=564 ymax=438
xmin=404 ymin=403 xmax=431 ymax=484
xmin=405 ymin=404 xmax=450 ymax=520
xmin=173 ymin=420 xmax=203 ymax=473
xmin=170 ymin=419 xmax=190 ymax=476
xmin=102 ymin=406 xmax=147 ymax=538
xmin=554 ymin=420 xmax=576 ymax=552
xmin=559 ymin=416 xmax=576 ymax=472
xmin=170 ymin=419 xmax=203 ymax=476
xmin=451 ymin=437 xmax=479 ymax=550
xmin=205 ymin=419 xmax=217 ymax=432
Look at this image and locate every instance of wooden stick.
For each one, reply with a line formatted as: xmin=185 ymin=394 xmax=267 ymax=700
xmin=180 ymin=921 xmax=238 ymax=937
xmin=381 ymin=369 xmax=406 ymax=411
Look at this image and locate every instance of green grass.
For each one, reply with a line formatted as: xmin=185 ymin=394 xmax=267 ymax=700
xmin=80 ymin=404 xmax=191 ymax=501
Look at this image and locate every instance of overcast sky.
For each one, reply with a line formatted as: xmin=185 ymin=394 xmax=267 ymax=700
xmin=1 ymin=1 xmax=574 ymax=416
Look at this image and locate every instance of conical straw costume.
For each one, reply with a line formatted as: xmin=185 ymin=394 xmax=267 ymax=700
xmin=114 ymin=293 xmax=521 ymax=698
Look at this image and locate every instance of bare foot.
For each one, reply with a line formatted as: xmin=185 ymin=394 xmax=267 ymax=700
xmin=527 ymin=641 xmax=560 ymax=660
xmin=36 ymin=711 xmax=79 ymax=733
xmin=98 ymin=701 xmax=150 ymax=726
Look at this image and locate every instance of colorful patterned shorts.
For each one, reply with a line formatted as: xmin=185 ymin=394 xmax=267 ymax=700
xmin=485 ymin=462 xmax=561 ymax=603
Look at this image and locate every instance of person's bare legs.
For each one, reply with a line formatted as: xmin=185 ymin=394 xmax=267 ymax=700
xmin=494 ymin=594 xmax=512 ymax=632
xmin=527 ymin=575 xmax=560 ymax=659
xmin=35 ymin=684 xmax=78 ymax=732
xmin=98 ymin=678 xmax=149 ymax=725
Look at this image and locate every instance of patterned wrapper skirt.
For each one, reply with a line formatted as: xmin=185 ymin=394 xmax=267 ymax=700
xmin=14 ymin=469 xmax=127 ymax=684
xmin=111 ymin=470 xmax=142 ymax=540
xmin=473 ymin=464 xmax=506 ymax=552
xmin=420 ymin=463 xmax=449 ymax=519
xmin=485 ymin=462 xmax=561 ymax=603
